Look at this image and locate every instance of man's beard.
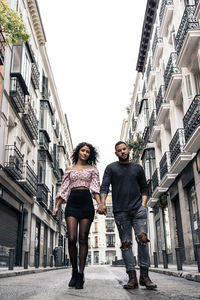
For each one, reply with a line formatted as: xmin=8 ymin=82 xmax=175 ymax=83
xmin=118 ymin=153 xmax=129 ymax=162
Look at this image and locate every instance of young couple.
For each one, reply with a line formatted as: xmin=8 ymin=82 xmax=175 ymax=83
xmin=53 ymin=141 xmax=157 ymax=290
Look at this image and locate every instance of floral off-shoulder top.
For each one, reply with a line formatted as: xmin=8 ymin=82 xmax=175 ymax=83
xmin=56 ymin=167 xmax=100 ymax=203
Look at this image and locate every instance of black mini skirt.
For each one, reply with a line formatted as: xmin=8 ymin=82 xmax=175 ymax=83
xmin=65 ymin=189 xmax=95 ymax=221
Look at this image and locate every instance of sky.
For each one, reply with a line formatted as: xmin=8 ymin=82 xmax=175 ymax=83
xmin=37 ymin=0 xmax=146 ymax=177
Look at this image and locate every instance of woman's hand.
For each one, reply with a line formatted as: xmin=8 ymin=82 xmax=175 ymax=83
xmin=52 ymin=207 xmax=58 ymax=217
xmin=97 ymin=203 xmax=107 ymax=215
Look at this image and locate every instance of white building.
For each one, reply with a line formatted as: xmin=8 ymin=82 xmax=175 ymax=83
xmin=0 ymin=0 xmax=73 ymax=267
xmin=121 ymin=0 xmax=200 ymax=265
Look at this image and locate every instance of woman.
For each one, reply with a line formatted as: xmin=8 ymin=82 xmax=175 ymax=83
xmin=52 ymin=142 xmax=102 ymax=289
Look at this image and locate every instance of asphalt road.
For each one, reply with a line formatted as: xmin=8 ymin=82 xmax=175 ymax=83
xmin=0 ymin=265 xmax=200 ymax=300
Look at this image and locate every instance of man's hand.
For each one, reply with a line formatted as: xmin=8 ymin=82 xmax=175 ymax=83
xmin=52 ymin=207 xmax=58 ymax=217
xmin=97 ymin=203 xmax=107 ymax=215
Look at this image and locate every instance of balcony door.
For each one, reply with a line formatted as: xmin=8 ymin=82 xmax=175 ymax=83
xmin=187 ymin=184 xmax=200 ymax=260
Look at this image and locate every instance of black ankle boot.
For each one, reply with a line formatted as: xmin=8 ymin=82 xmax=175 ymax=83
xmin=68 ymin=269 xmax=78 ymax=287
xmin=75 ymin=272 xmax=84 ymax=289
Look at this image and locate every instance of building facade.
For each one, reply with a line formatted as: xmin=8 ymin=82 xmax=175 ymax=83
xmin=0 ymin=0 xmax=73 ymax=267
xmin=121 ymin=0 xmax=200 ymax=264
xmin=88 ymin=194 xmax=122 ymax=265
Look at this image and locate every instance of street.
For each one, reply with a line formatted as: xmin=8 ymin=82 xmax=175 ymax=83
xmin=0 ymin=266 xmax=200 ymax=300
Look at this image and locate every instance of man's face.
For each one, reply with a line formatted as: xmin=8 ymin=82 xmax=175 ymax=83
xmin=115 ymin=143 xmax=130 ymax=162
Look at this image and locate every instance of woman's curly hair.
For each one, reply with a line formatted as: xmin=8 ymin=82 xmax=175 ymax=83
xmin=71 ymin=142 xmax=99 ymax=166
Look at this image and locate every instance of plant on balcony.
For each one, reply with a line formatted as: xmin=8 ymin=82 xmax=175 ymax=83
xmin=157 ymin=194 xmax=168 ymax=208
xmin=126 ymin=133 xmax=145 ymax=162
xmin=0 ymin=0 xmax=30 ymax=45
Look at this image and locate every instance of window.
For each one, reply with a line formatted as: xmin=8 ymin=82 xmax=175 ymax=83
xmin=95 ymin=236 xmax=98 ymax=248
xmin=194 ymin=73 xmax=200 ymax=94
xmin=94 ymin=222 xmax=98 ymax=233
xmin=106 ymin=234 xmax=115 ymax=247
xmin=142 ymin=148 xmax=155 ymax=181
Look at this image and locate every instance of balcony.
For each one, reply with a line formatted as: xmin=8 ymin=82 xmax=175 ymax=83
xmin=106 ymin=243 xmax=115 ymax=248
xmin=176 ymin=5 xmax=200 ymax=68
xmin=159 ymin=151 xmax=177 ymax=188
xmin=37 ymin=183 xmax=49 ymax=208
xmin=183 ymin=95 xmax=200 ymax=153
xmin=155 ymin=85 xmax=170 ymax=125
xmin=152 ymin=27 xmax=164 ymax=68
xmin=18 ymin=162 xmax=37 ymax=196
xmin=159 ymin=0 xmax=174 ymax=37
xmin=164 ymin=52 xmax=182 ymax=101
xmin=31 ymin=63 xmax=40 ymax=90
xmin=4 ymin=143 xmax=24 ymax=180
xmin=169 ymin=128 xmax=193 ymax=173
xmin=22 ymin=98 xmax=38 ymax=140
xmin=10 ymin=77 xmax=26 ymax=113
xmin=146 ymin=57 xmax=155 ymax=88
xmin=142 ymin=126 xmax=150 ymax=146
xmin=106 ymin=227 xmax=115 ymax=232
xmin=152 ymin=168 xmax=167 ymax=198
xmin=0 ymin=29 xmax=5 ymax=65
xmin=149 ymin=110 xmax=161 ymax=142
xmin=39 ymin=130 xmax=51 ymax=150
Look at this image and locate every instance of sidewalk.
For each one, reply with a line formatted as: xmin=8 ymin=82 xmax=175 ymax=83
xmin=148 ymin=264 xmax=200 ymax=283
xmin=0 ymin=265 xmax=67 ymax=278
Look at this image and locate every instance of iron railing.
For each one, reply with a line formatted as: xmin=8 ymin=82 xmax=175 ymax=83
xmin=4 ymin=143 xmax=24 ymax=180
xmin=164 ymin=52 xmax=180 ymax=90
xmin=37 ymin=183 xmax=49 ymax=207
xmin=106 ymin=227 xmax=115 ymax=232
xmin=169 ymin=128 xmax=185 ymax=164
xmin=23 ymin=99 xmax=38 ymax=140
xmin=183 ymin=95 xmax=200 ymax=143
xmin=0 ymin=29 xmax=5 ymax=65
xmin=152 ymin=27 xmax=163 ymax=56
xmin=175 ymin=5 xmax=199 ymax=56
xmin=156 ymin=85 xmax=165 ymax=115
xmin=18 ymin=162 xmax=38 ymax=196
xmin=149 ymin=110 xmax=156 ymax=136
xmin=31 ymin=63 xmax=40 ymax=90
xmin=159 ymin=151 xmax=171 ymax=180
xmin=159 ymin=0 xmax=174 ymax=26
xmin=152 ymin=168 xmax=160 ymax=191
xmin=142 ymin=126 xmax=150 ymax=146
xmin=10 ymin=77 xmax=26 ymax=113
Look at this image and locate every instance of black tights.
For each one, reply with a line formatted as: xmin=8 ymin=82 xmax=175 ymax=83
xmin=66 ymin=216 xmax=92 ymax=273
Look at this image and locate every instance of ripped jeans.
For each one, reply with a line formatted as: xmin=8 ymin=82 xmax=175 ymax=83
xmin=114 ymin=205 xmax=150 ymax=272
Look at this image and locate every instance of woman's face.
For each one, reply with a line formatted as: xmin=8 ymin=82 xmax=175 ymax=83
xmin=78 ymin=145 xmax=90 ymax=162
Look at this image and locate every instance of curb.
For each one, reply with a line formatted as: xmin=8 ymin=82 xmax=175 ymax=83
xmin=0 ymin=266 xmax=68 ymax=279
xmin=148 ymin=267 xmax=200 ymax=283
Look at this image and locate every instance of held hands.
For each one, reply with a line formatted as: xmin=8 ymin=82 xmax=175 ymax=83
xmin=97 ymin=203 xmax=107 ymax=215
xmin=52 ymin=207 xmax=58 ymax=217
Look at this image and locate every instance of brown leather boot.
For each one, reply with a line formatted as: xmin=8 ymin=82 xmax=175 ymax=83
xmin=123 ymin=270 xmax=138 ymax=289
xmin=139 ymin=267 xmax=157 ymax=289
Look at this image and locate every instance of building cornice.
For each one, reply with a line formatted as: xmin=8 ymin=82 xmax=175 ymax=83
xmin=136 ymin=0 xmax=159 ymax=73
xmin=26 ymin=0 xmax=46 ymax=46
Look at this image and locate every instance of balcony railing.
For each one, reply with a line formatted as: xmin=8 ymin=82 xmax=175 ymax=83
xmin=164 ymin=52 xmax=180 ymax=90
xmin=146 ymin=57 xmax=154 ymax=83
xmin=10 ymin=77 xmax=26 ymax=113
xmin=37 ymin=183 xmax=49 ymax=207
xmin=0 ymin=29 xmax=5 ymax=65
xmin=159 ymin=152 xmax=171 ymax=180
xmin=31 ymin=63 xmax=40 ymax=90
xmin=106 ymin=227 xmax=115 ymax=232
xmin=39 ymin=130 xmax=51 ymax=151
xmin=149 ymin=110 xmax=156 ymax=136
xmin=18 ymin=162 xmax=37 ymax=196
xmin=152 ymin=27 xmax=163 ymax=56
xmin=169 ymin=128 xmax=185 ymax=164
xmin=159 ymin=0 xmax=174 ymax=25
xmin=152 ymin=168 xmax=160 ymax=191
xmin=183 ymin=95 xmax=200 ymax=143
xmin=4 ymin=143 xmax=24 ymax=180
xmin=22 ymin=99 xmax=38 ymax=140
xmin=142 ymin=126 xmax=150 ymax=145
xmin=156 ymin=85 xmax=165 ymax=115
xmin=107 ymin=243 xmax=115 ymax=248
xmin=175 ymin=5 xmax=199 ymax=56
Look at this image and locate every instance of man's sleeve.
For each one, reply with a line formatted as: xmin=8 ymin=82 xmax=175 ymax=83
xmin=100 ymin=165 xmax=112 ymax=194
xmin=139 ymin=166 xmax=148 ymax=196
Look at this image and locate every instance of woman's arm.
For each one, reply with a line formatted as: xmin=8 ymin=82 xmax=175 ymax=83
xmin=52 ymin=197 xmax=63 ymax=216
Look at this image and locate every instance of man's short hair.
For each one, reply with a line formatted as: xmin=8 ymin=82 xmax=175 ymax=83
xmin=115 ymin=141 xmax=127 ymax=149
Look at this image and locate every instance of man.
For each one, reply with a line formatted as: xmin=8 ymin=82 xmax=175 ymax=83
xmin=97 ymin=141 xmax=157 ymax=289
